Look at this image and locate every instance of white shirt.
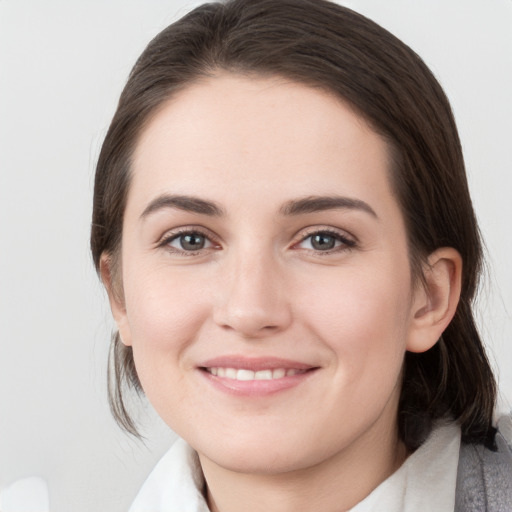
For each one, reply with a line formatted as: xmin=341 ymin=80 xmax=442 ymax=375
xmin=349 ymin=421 xmax=461 ymax=511
xmin=130 ymin=422 xmax=461 ymax=512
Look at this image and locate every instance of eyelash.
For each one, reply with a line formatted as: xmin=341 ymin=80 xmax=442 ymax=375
xmin=158 ymin=227 xmax=219 ymax=256
xmin=158 ymin=226 xmax=357 ymax=256
xmin=293 ymin=228 xmax=357 ymax=255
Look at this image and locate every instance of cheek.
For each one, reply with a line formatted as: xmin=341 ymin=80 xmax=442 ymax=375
xmin=297 ymin=261 xmax=412 ymax=380
xmin=122 ymin=264 xmax=210 ymax=369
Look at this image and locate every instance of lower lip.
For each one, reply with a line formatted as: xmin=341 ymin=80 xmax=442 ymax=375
xmin=198 ymin=368 xmax=317 ymax=397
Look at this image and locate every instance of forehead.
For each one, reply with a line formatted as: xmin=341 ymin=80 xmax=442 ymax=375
xmin=129 ymin=74 xmax=396 ymax=216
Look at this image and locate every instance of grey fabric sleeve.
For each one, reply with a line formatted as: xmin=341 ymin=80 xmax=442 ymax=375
xmin=455 ymin=429 xmax=512 ymax=512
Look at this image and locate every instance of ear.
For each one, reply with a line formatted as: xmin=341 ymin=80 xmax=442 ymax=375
xmin=406 ymin=247 xmax=462 ymax=353
xmin=100 ymin=253 xmax=133 ymax=347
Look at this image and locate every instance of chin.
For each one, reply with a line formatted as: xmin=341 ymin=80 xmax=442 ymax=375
xmin=193 ymin=429 xmax=326 ymax=475
xmin=205 ymin=447 xmax=310 ymax=475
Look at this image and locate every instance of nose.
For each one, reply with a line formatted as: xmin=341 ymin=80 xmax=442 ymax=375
xmin=213 ymin=251 xmax=292 ymax=338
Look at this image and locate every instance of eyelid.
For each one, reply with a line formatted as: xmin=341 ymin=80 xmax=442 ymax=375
xmin=156 ymin=224 xmax=356 ymax=256
xmin=157 ymin=225 xmax=221 ymax=253
xmin=291 ymin=226 xmax=357 ymax=252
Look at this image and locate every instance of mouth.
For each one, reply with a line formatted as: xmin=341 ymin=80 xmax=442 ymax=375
xmin=202 ymin=367 xmax=309 ymax=380
xmin=197 ymin=357 xmax=319 ymax=396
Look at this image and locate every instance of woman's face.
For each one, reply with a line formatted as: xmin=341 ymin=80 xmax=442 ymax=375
xmin=111 ymin=74 xmax=424 ymax=474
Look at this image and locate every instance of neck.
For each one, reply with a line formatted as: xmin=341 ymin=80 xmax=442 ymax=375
xmin=199 ymin=417 xmax=407 ymax=512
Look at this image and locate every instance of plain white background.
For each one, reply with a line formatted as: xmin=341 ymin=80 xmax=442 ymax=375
xmin=0 ymin=1 xmax=511 ymax=510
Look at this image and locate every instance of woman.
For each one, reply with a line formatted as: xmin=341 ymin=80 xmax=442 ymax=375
xmin=91 ymin=0 xmax=512 ymax=510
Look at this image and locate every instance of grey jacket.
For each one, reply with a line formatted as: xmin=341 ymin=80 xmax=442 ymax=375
xmin=455 ymin=421 xmax=512 ymax=512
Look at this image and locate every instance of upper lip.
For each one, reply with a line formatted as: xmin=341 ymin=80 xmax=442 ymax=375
xmin=199 ymin=356 xmax=317 ymax=372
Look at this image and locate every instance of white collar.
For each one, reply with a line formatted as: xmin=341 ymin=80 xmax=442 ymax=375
xmin=130 ymin=422 xmax=461 ymax=512
xmin=349 ymin=421 xmax=461 ymax=511
xmin=129 ymin=439 xmax=208 ymax=512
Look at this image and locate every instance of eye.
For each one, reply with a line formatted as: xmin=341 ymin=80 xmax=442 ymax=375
xmin=295 ymin=230 xmax=356 ymax=252
xmin=163 ymin=230 xmax=215 ymax=253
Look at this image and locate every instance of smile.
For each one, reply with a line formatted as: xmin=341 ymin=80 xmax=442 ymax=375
xmin=205 ymin=367 xmax=308 ymax=380
xmin=198 ymin=357 xmax=318 ymax=397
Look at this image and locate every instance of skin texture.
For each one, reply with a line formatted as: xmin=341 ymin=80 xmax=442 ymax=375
xmin=102 ymin=74 xmax=462 ymax=512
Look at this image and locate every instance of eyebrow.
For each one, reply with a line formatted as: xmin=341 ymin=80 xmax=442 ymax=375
xmin=139 ymin=193 xmax=377 ymax=220
xmin=140 ymin=194 xmax=225 ymax=219
xmin=279 ymin=195 xmax=378 ymax=218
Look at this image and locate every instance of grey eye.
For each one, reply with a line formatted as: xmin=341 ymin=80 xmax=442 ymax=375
xmin=169 ymin=232 xmax=211 ymax=251
xmin=296 ymin=230 xmax=355 ymax=252
xmin=310 ymin=233 xmax=337 ymax=250
xmin=181 ymin=233 xmax=205 ymax=250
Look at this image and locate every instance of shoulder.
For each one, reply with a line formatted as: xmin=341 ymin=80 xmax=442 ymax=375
xmin=455 ymin=415 xmax=512 ymax=512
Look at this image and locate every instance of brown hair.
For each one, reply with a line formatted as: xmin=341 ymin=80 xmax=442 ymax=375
xmin=91 ymin=0 xmax=496 ymax=448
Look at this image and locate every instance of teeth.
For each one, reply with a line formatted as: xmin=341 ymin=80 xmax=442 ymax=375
xmin=206 ymin=367 xmax=306 ymax=380
xmin=255 ymin=370 xmax=272 ymax=380
xmin=225 ymin=368 xmax=237 ymax=379
xmin=237 ymin=369 xmax=255 ymax=381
